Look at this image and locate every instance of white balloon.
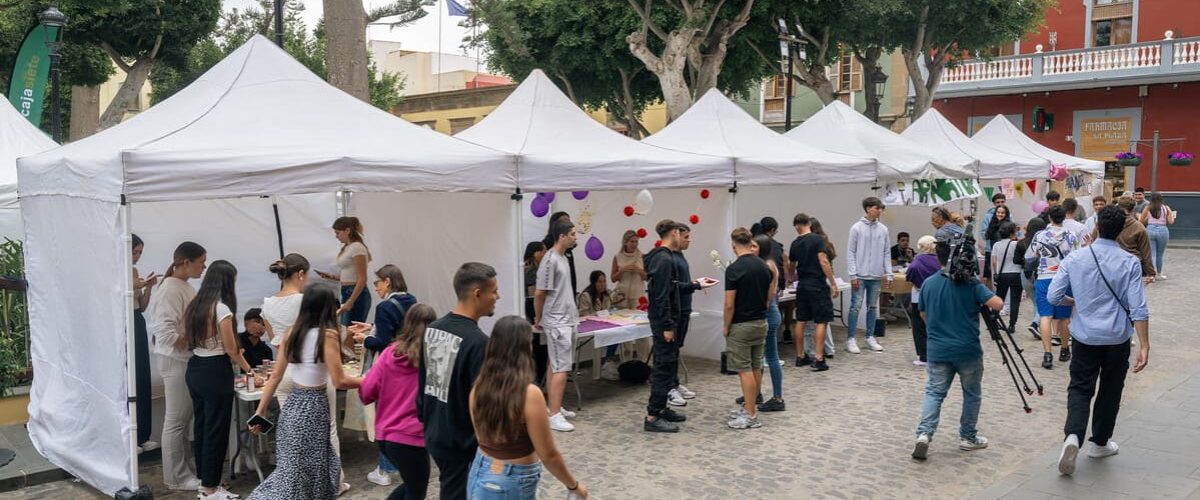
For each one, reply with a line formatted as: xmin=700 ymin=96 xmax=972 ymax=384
xmin=634 ymin=189 xmax=654 ymax=215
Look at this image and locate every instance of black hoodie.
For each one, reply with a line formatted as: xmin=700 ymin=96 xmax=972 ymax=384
xmin=644 ymin=246 xmax=680 ymax=331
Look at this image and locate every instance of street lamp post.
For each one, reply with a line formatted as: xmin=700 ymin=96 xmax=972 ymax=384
xmin=37 ymin=5 xmax=67 ymax=143
xmin=869 ymin=65 xmax=888 ymax=124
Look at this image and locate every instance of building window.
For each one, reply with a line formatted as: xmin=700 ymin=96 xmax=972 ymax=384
xmin=837 ymin=50 xmax=862 ymax=93
xmin=1094 ymin=17 xmax=1132 ymax=47
xmin=764 ymin=75 xmax=794 ymax=99
xmin=986 ymin=42 xmax=1017 ymax=58
xmin=449 ymin=117 xmax=476 ymax=134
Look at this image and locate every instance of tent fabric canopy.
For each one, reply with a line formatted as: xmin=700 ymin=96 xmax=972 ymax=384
xmin=785 ymin=100 xmax=976 ymax=181
xmin=456 ymin=70 xmax=733 ymax=191
xmin=1 ymin=100 xmax=56 ymax=209
xmin=972 ymin=114 xmax=1105 ymax=175
xmin=17 ymin=35 xmax=517 ymax=204
xmin=902 ymin=109 xmax=1050 ymax=180
xmin=644 ymin=89 xmax=877 ymax=185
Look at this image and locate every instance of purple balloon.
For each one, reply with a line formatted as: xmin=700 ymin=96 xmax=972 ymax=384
xmin=537 ymin=192 xmax=556 ymax=203
xmin=572 ymin=191 xmax=589 ymax=200
xmin=531 ymin=196 xmax=550 ymax=217
xmin=1032 ymin=200 xmax=1048 ymax=214
xmin=584 ymin=235 xmax=604 ymax=261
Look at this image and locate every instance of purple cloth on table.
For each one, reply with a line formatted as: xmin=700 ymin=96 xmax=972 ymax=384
xmin=578 ymin=319 xmax=623 ymax=333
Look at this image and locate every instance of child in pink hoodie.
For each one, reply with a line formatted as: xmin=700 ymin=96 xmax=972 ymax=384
xmin=360 ymin=304 xmax=437 ymax=500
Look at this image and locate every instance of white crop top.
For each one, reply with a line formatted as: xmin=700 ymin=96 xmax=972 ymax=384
xmin=337 ymin=242 xmax=369 ymax=284
xmin=289 ymin=327 xmax=329 ymax=386
xmin=193 ymin=302 xmax=234 ymax=357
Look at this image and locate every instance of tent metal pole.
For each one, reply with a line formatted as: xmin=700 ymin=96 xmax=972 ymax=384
xmin=512 ymin=189 xmax=524 ymax=316
xmin=121 ymin=198 xmax=141 ymax=490
xmin=272 ymin=196 xmax=285 ymax=259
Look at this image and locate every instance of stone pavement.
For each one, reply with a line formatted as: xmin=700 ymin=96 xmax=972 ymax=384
xmin=4 ymin=248 xmax=1197 ymax=499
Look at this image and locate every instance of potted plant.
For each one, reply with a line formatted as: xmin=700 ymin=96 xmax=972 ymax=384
xmin=1115 ymin=151 xmax=1143 ymax=166
xmin=1168 ymin=152 xmax=1194 ymax=166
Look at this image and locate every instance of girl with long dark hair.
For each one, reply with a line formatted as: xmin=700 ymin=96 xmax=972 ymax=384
xmin=317 ymin=216 xmax=373 ymax=326
xmin=754 ymin=234 xmax=785 ymax=411
xmin=991 ymin=221 xmax=1023 ymax=332
xmin=150 ymin=241 xmax=206 ymax=491
xmin=523 ymin=241 xmax=550 ymax=385
xmin=131 ymin=235 xmax=159 ymax=454
xmin=360 ymin=303 xmax=438 ymax=500
xmin=577 ymin=270 xmax=623 ymax=317
xmin=468 ymin=316 xmax=588 ymax=499
xmin=1138 ymin=192 xmax=1175 ymax=279
xmin=184 ymin=260 xmax=258 ymax=500
xmin=250 ymin=285 xmax=364 ymax=499
xmin=983 ymin=205 xmax=1012 ymax=287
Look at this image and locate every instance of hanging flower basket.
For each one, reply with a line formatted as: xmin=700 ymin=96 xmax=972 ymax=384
xmin=1115 ymin=152 xmax=1143 ymax=167
xmin=1168 ymin=152 xmax=1194 ymax=166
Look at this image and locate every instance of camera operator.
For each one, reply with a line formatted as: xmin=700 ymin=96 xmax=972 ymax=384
xmin=911 ymin=234 xmax=1004 ymax=461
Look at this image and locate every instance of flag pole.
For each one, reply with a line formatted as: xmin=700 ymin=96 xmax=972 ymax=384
xmin=437 ymin=0 xmax=443 ymax=92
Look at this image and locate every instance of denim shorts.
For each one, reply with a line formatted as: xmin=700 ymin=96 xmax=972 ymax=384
xmin=1034 ymin=279 xmax=1071 ymax=319
xmin=467 ymin=452 xmax=542 ymax=500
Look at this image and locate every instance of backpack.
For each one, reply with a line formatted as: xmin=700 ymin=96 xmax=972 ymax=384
xmin=617 ymin=360 xmax=652 ymax=384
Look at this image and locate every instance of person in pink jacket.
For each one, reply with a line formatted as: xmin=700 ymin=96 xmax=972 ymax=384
xmin=360 ymin=303 xmax=438 ymax=500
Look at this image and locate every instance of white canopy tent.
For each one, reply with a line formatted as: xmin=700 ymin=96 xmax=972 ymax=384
xmin=0 ymin=100 xmax=56 ymax=240
xmin=972 ymin=114 xmax=1105 ymax=175
xmin=902 ymin=109 xmax=1050 ymax=180
xmin=644 ymin=89 xmax=876 ymax=185
xmin=456 ymin=69 xmax=732 ymax=191
xmin=17 ymin=35 xmax=518 ymax=496
xmin=785 ymin=100 xmax=976 ymax=181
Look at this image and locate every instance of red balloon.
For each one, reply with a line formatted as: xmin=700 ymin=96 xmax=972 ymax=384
xmin=623 ymin=205 xmax=635 ymax=217
xmin=654 ymin=240 xmax=663 ymax=248
xmin=638 ymin=296 xmax=648 ymax=305
xmin=700 ymin=189 xmax=710 ymax=199
xmin=689 ymin=214 xmax=700 ymax=224
xmin=637 ymin=227 xmax=648 ymax=238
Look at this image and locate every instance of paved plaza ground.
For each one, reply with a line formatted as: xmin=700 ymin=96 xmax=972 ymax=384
xmin=5 ymin=248 xmax=1199 ymax=499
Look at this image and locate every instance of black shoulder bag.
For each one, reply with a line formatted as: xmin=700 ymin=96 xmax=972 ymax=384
xmin=1089 ymin=247 xmax=1135 ymax=327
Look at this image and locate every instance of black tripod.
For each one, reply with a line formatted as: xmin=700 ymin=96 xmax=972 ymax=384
xmin=981 ymin=305 xmax=1044 ymax=413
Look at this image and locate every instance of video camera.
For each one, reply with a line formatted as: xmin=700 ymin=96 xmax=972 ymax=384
xmin=942 ymin=222 xmax=979 ymax=283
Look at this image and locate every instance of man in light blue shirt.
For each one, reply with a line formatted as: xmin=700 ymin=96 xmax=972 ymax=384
xmin=1047 ymin=205 xmax=1150 ymax=476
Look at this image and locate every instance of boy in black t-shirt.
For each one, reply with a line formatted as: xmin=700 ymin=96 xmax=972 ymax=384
xmin=787 ymin=213 xmax=841 ymax=371
xmin=724 ymin=228 xmax=773 ymax=430
xmin=417 ymin=263 xmax=496 ymax=499
xmin=238 ymin=308 xmax=273 ymax=368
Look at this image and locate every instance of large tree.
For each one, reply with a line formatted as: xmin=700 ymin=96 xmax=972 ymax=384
xmin=324 ymin=0 xmax=427 ymax=102
xmin=898 ymin=0 xmax=1052 ymax=117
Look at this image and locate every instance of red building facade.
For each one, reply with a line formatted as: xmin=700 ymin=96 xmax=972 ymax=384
xmin=932 ymin=0 xmax=1200 ymax=194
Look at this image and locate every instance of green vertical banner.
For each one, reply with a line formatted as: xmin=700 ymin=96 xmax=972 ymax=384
xmin=7 ymin=25 xmax=59 ymax=126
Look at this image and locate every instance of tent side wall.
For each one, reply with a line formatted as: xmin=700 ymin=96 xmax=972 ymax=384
xmin=23 ymin=195 xmax=131 ymax=496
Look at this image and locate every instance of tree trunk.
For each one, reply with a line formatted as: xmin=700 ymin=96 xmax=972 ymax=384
xmin=99 ymin=58 xmax=155 ymax=130
xmin=69 ymin=85 xmax=100 ymax=141
xmin=618 ymin=67 xmax=646 ymax=139
xmin=856 ymin=47 xmax=883 ymax=123
xmin=628 ymin=29 xmax=694 ymax=121
xmin=901 ymin=48 xmax=943 ymax=119
xmin=324 ymin=0 xmax=370 ymax=102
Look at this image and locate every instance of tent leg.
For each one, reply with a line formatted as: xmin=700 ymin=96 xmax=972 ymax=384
xmin=512 ymin=190 xmax=524 ymax=317
xmin=121 ymin=201 xmax=141 ymax=491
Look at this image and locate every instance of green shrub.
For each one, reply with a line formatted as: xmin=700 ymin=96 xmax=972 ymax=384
xmin=0 ymin=238 xmax=29 ymax=396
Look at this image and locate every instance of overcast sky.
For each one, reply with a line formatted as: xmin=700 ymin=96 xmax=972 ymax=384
xmin=222 ymin=0 xmax=476 ymax=55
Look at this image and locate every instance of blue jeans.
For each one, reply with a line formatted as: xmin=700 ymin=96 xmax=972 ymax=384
xmin=467 ymin=453 xmax=542 ymax=500
xmin=916 ymin=357 xmax=984 ymax=441
xmin=846 ymin=278 xmax=882 ymax=340
xmin=378 ymin=452 xmax=397 ymax=474
xmin=763 ymin=298 xmax=782 ymax=398
xmin=340 ymin=284 xmax=371 ymax=326
xmin=802 ymin=323 xmax=836 ymax=358
xmin=1147 ymin=224 xmax=1169 ymax=274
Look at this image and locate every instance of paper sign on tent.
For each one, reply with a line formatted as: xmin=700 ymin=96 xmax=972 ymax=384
xmin=1001 ymin=178 xmax=1015 ymax=198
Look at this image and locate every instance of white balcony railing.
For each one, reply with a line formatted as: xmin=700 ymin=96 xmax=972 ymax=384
xmin=936 ymin=33 xmax=1200 ymax=95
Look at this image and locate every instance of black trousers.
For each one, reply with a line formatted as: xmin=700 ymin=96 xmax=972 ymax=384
xmin=672 ymin=313 xmax=691 ymax=387
xmin=133 ymin=309 xmax=152 ymax=445
xmin=185 ymin=355 xmax=234 ymax=488
xmin=994 ymin=272 xmax=1023 ymax=332
xmin=432 ymin=455 xmax=472 ymax=500
xmin=379 ymin=441 xmax=430 ymax=500
xmin=526 ymin=297 xmax=549 ymax=386
xmin=1065 ymin=340 xmax=1131 ymax=446
xmin=646 ymin=325 xmax=681 ymax=417
xmin=909 ymin=302 xmax=927 ymax=362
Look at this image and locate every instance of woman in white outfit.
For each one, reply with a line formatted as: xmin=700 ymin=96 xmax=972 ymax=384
xmin=261 ymin=253 xmax=348 ymax=493
xmin=149 ymin=241 xmax=206 ymax=491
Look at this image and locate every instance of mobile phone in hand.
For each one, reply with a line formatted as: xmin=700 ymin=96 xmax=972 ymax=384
xmin=247 ymin=414 xmax=274 ymax=434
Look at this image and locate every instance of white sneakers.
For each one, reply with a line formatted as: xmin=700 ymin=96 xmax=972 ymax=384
xmin=1085 ymin=440 xmax=1119 ymax=459
xmin=675 ymin=384 xmax=696 ymax=399
xmin=1058 ymin=434 xmax=1080 ymax=475
xmin=167 ymin=477 xmax=202 ymax=491
xmin=599 ymin=362 xmax=620 ymax=381
xmin=865 ymin=337 xmax=884 ymax=352
xmin=197 ymin=486 xmax=240 ymax=500
xmin=958 ymin=436 xmax=988 ymax=451
xmin=1157 ymin=274 xmax=1168 ymax=281
xmin=558 ymin=407 xmax=577 ymax=419
xmin=913 ymin=360 xmax=927 ymax=366
xmin=912 ymin=433 xmax=930 ymax=460
xmin=367 ymin=467 xmax=393 ymax=486
xmin=667 ymin=389 xmax=687 ymax=406
xmin=136 ymin=440 xmax=159 ymax=454
xmin=846 ymin=339 xmax=862 ymax=354
xmin=549 ymin=412 xmax=575 ymax=432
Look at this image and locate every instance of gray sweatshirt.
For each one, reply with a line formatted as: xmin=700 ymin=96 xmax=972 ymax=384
xmin=846 ymin=217 xmax=891 ymax=280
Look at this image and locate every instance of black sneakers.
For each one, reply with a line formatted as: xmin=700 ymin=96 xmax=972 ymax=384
xmin=811 ymin=359 xmax=830 ymax=372
xmin=658 ymin=407 xmax=687 ymax=422
xmin=1059 ymin=347 xmax=1071 ymax=362
xmin=795 ymin=355 xmax=814 ymax=367
xmin=735 ymin=393 xmax=764 ymax=405
xmin=1042 ymin=352 xmax=1053 ymax=369
xmin=757 ymin=397 xmax=786 ymax=412
xmin=644 ymin=416 xmax=680 ymax=433
xmin=1028 ymin=322 xmax=1040 ymax=341
xmin=1051 ymin=335 xmax=1063 ymax=346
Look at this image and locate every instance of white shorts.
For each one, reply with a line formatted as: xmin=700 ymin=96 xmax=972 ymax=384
xmin=544 ymin=325 xmax=576 ymax=373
